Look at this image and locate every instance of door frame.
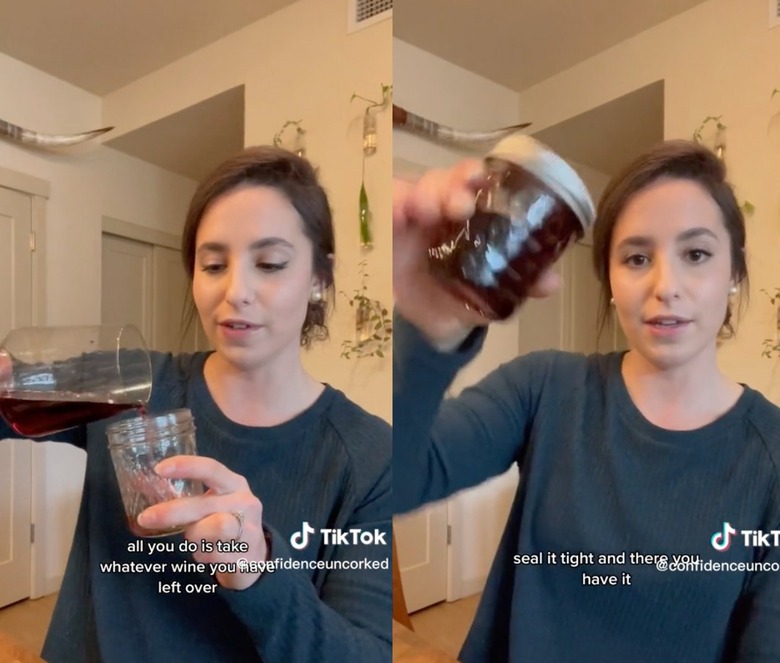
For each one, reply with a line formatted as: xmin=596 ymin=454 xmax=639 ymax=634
xmin=0 ymin=166 xmax=48 ymax=329
xmin=101 ymin=216 xmax=180 ymax=253
xmin=0 ymin=166 xmax=49 ymax=600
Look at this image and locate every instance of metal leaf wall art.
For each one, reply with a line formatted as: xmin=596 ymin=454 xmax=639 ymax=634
xmin=0 ymin=118 xmax=113 ymax=148
xmin=392 ymin=104 xmax=531 ymax=146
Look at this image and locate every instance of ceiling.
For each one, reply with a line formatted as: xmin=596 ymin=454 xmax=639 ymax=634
xmin=0 ymin=0 xmax=302 ymax=181
xmin=105 ymin=87 xmax=245 ymax=182
xmin=0 ymin=0 xmax=300 ymax=95
xmin=394 ymin=1 xmax=693 ymax=176
xmin=533 ymin=80 xmax=664 ymax=176
xmin=394 ymin=0 xmax=710 ymax=92
xmin=0 ymin=0 xmax=702 ymax=181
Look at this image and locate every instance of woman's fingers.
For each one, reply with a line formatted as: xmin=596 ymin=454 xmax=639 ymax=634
xmin=137 ymin=492 xmax=247 ymax=531
xmin=137 ymin=456 xmax=256 ymax=532
xmin=529 ymin=269 xmax=563 ymax=298
xmin=399 ymin=159 xmax=486 ymax=229
xmin=154 ymin=455 xmax=247 ymax=495
xmin=185 ymin=512 xmax=259 ymax=558
xmin=0 ymin=351 xmax=13 ymax=386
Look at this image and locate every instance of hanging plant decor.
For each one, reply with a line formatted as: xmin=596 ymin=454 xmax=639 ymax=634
xmin=693 ymin=115 xmax=727 ymax=159
xmin=351 ymin=84 xmax=392 ymax=249
xmin=273 ymin=119 xmax=306 ymax=157
xmin=693 ymin=114 xmax=753 ymax=215
xmin=761 ymin=288 xmax=780 ymax=358
xmin=769 ymin=89 xmax=780 ymax=146
xmin=339 ymin=260 xmax=392 ymax=360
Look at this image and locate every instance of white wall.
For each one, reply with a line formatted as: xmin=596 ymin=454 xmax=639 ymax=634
xmin=102 ymin=0 xmax=393 ymax=421
xmin=516 ymin=0 xmax=780 ymax=403
xmin=0 ymin=51 xmax=198 ymax=597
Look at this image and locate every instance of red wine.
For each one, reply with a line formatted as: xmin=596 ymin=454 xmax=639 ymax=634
xmin=0 ymin=391 xmax=144 ymax=437
xmin=126 ymin=515 xmax=183 ymax=539
xmin=428 ymin=190 xmax=582 ymax=320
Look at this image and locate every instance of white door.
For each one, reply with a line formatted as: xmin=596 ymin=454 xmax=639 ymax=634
xmin=152 ymin=246 xmax=208 ymax=353
xmin=101 ymin=234 xmax=153 ymax=342
xmin=394 ymin=505 xmax=448 ymax=613
xmin=0 ymin=186 xmax=34 ymax=608
xmin=102 ymin=233 xmax=208 ymax=353
xmin=392 ymin=157 xmax=451 ymax=611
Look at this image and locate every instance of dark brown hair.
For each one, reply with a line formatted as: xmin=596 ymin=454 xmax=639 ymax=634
xmin=181 ymin=145 xmax=335 ymax=348
xmin=592 ymin=140 xmax=748 ymax=340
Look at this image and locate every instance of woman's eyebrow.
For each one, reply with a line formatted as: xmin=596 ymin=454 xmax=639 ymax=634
xmin=614 ymin=227 xmax=719 ymax=252
xmin=249 ymin=238 xmax=295 ymax=250
xmin=614 ymin=235 xmax=652 ymax=251
xmin=196 ymin=238 xmax=295 ymax=255
xmin=676 ymin=227 xmax=719 ymax=242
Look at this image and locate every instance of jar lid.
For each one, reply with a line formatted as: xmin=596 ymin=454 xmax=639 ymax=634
xmin=488 ymin=133 xmax=595 ymax=230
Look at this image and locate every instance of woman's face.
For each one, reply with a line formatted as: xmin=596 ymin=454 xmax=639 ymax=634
xmin=609 ymin=177 xmax=734 ymax=371
xmin=192 ymin=184 xmax=317 ymax=372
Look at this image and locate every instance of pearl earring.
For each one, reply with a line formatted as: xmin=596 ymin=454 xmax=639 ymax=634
xmin=310 ymin=288 xmax=323 ymax=304
xmin=610 ymin=297 xmax=615 ymax=306
xmin=729 ymin=286 xmax=738 ymax=296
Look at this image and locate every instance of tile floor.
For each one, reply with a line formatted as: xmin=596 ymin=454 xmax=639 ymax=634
xmin=0 ymin=593 xmax=57 ymax=656
xmin=409 ymin=592 xmax=481 ymax=659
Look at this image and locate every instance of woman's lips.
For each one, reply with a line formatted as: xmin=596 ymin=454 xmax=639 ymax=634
xmin=218 ymin=322 xmax=262 ymax=340
xmin=644 ymin=319 xmax=691 ymax=338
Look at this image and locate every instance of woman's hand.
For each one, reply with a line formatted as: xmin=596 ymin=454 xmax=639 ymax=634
xmin=394 ymin=160 xmax=561 ymax=350
xmin=0 ymin=350 xmax=13 ymax=388
xmin=137 ymin=456 xmax=268 ymax=590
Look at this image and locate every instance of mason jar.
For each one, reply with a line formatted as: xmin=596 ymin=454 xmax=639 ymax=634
xmin=107 ymin=408 xmax=203 ymax=538
xmin=427 ymin=134 xmax=595 ymax=320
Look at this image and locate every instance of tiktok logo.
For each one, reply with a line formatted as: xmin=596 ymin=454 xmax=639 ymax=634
xmin=290 ymin=521 xmax=316 ymax=550
xmin=711 ymin=522 xmax=737 ymax=551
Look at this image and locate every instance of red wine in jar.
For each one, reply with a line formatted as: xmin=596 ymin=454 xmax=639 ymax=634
xmin=0 ymin=391 xmax=144 ymax=437
xmin=125 ymin=515 xmax=183 ymax=539
xmin=426 ymin=138 xmax=594 ymax=321
xmin=428 ymin=205 xmax=582 ymax=320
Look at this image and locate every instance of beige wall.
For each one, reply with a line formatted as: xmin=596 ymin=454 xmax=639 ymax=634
xmin=103 ymin=0 xmax=392 ymax=421
xmin=0 ymin=52 xmax=197 ymax=327
xmin=517 ymin=0 xmax=780 ymax=403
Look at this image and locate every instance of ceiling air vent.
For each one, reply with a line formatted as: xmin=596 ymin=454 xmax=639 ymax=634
xmin=771 ymin=0 xmax=780 ymax=28
xmin=348 ymin=0 xmax=392 ymax=34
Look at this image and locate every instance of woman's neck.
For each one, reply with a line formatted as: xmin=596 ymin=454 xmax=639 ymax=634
xmin=202 ymin=351 xmax=324 ymax=427
xmin=621 ymin=348 xmax=743 ymax=431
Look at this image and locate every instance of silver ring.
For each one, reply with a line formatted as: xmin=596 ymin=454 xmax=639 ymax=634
xmin=231 ymin=510 xmax=245 ymax=540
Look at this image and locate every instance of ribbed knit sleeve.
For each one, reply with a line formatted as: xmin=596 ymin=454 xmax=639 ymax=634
xmin=393 ymin=311 xmax=550 ymax=514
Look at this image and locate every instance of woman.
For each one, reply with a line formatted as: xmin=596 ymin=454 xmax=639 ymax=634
xmin=2 ymin=146 xmax=392 ymax=662
xmin=393 ymin=140 xmax=780 ymax=662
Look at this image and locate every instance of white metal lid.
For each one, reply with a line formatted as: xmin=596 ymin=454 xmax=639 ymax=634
xmin=488 ymin=133 xmax=595 ymax=229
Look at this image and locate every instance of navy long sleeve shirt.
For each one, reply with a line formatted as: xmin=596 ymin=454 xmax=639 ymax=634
xmin=393 ymin=313 xmax=780 ymax=662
